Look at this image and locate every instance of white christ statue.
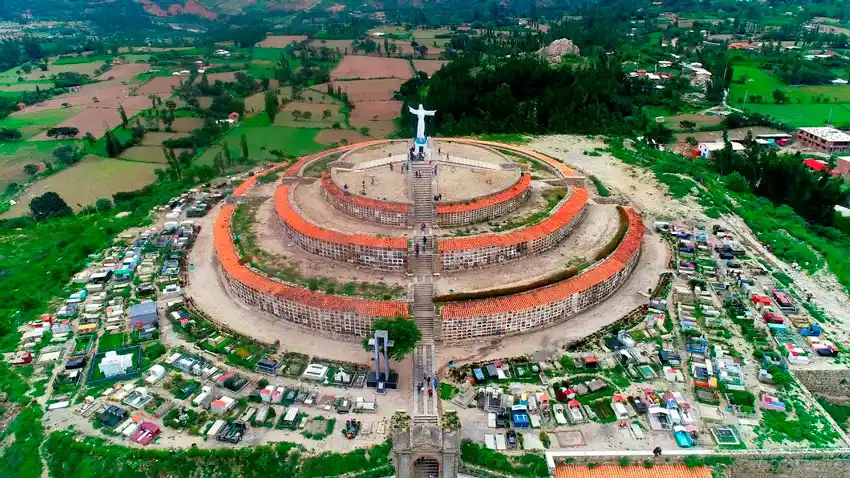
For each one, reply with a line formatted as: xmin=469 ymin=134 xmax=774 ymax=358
xmin=408 ymin=104 xmax=436 ymax=141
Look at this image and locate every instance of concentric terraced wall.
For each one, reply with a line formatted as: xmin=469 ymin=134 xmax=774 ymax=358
xmin=320 ymin=172 xmax=411 ymax=227
xmin=439 ymin=207 xmax=644 ymax=343
xmin=436 ymin=173 xmax=532 ymax=227
xmin=276 ymin=185 xmax=409 ymax=272
xmin=437 ymin=187 xmax=589 ymax=271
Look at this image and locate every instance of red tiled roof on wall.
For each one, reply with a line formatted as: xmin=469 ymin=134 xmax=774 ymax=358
xmin=214 ymin=204 xmax=407 ymax=316
xmin=321 ymin=171 xmax=411 ymax=213
xmin=275 ymin=185 xmax=408 ymax=249
xmin=448 ymin=138 xmax=577 ymax=178
xmin=438 ymin=187 xmax=589 ymax=252
xmin=441 ymin=207 xmax=643 ymax=318
xmin=437 ymin=173 xmax=532 ymax=214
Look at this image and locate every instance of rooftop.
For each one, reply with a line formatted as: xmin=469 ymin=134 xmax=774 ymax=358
xmin=554 ymin=464 xmax=711 ymax=478
xmin=798 ymin=127 xmax=850 ymax=143
xmin=439 ymin=187 xmax=588 ymax=251
xmin=442 ymin=207 xmax=643 ymax=318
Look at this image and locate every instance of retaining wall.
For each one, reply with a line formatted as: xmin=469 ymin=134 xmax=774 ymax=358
xmin=439 ymin=207 xmax=643 ymax=344
xmin=321 ymin=171 xmax=411 ymax=227
xmin=437 ymin=187 xmax=589 ymax=271
xmin=276 ymin=185 xmax=409 ymax=272
xmin=214 ymin=204 xmax=408 ymax=337
xmin=436 ymin=173 xmax=532 ymax=227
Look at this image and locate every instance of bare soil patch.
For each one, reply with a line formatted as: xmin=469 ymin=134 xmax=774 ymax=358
xmin=2 ymin=155 xmax=159 ymax=217
xmin=135 ymin=76 xmax=185 ymax=96
xmin=119 ymin=145 xmax=188 ymax=163
xmin=663 ymin=113 xmax=722 ymax=130
xmin=18 ymin=83 xmax=147 ymax=113
xmin=330 ymin=56 xmax=413 ymax=80
xmin=96 ymin=63 xmax=150 ymax=81
xmin=139 ymin=131 xmax=183 ymax=146
xmin=315 ymin=129 xmax=368 ymax=145
xmin=203 ymin=71 xmax=241 ymax=83
xmin=170 ymin=117 xmax=205 ymax=133
xmin=412 ymin=60 xmax=448 ymax=76
xmin=257 ymin=35 xmax=308 ymax=48
xmin=316 ymin=79 xmax=404 ymax=102
xmin=29 ymin=107 xmax=127 ymax=140
xmin=349 ymin=100 xmax=401 ymax=136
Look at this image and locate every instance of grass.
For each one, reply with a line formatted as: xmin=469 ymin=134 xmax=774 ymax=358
xmin=3 ymin=154 xmax=159 ymax=217
xmin=252 ymin=48 xmax=286 ymax=62
xmin=0 ymin=139 xmax=82 ymax=190
xmin=231 ymin=199 xmax=405 ymax=300
xmin=589 ymin=175 xmax=610 ymax=197
xmin=818 ymin=398 xmax=850 ymax=431
xmin=196 ymin=126 xmax=325 ymax=166
xmin=0 ymin=108 xmax=82 ymax=139
xmin=439 ymin=382 xmax=459 ymax=400
xmin=97 ymin=333 xmax=125 ymax=352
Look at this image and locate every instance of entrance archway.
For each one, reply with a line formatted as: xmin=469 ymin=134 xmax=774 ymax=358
xmin=412 ymin=455 xmax=441 ymax=478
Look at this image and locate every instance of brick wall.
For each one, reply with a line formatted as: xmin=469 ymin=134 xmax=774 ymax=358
xmin=321 ymin=172 xmax=410 ymax=227
xmin=436 ymin=174 xmax=532 ymax=227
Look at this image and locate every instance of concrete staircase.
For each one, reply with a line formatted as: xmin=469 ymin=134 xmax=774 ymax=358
xmin=408 ymin=155 xmax=440 ymax=425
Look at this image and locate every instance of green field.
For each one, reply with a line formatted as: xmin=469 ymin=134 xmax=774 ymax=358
xmin=0 ymin=108 xmax=82 ymax=139
xmin=196 ymin=125 xmax=324 ymax=166
xmin=252 ymin=48 xmax=286 ymax=62
xmin=0 ymin=140 xmax=82 ymax=191
xmin=730 ymin=65 xmax=850 ymax=126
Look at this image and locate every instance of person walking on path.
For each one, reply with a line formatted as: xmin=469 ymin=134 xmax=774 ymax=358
xmin=653 ymin=446 xmax=662 ymax=457
xmin=415 ymin=244 xmax=420 ymax=257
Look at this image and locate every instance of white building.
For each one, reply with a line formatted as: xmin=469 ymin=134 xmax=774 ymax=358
xmin=144 ymin=364 xmax=166 ymax=384
xmin=698 ymin=141 xmax=745 ymax=158
xmin=99 ymin=350 xmax=134 ymax=378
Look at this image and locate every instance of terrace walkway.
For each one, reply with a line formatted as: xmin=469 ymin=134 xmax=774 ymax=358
xmin=410 ymin=157 xmax=440 ymax=424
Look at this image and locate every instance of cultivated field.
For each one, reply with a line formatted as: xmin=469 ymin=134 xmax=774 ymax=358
xmin=348 ymin=100 xmax=401 ymax=136
xmin=277 ymin=102 xmax=343 ymax=127
xmin=2 ymin=154 xmax=160 ymax=217
xmin=315 ymin=129 xmax=368 ymax=145
xmin=29 ymin=107 xmax=133 ymax=140
xmin=412 ymin=60 xmax=448 ymax=76
xmin=170 ymin=117 xmax=205 ymax=133
xmin=330 ymin=56 xmax=412 ymax=80
xmin=662 ymin=113 xmax=723 ymax=131
xmin=257 ymin=35 xmax=308 ymax=48
xmin=316 ymin=79 xmax=404 ymax=102
xmin=203 ymin=71 xmax=241 ymax=83
xmin=139 ymin=132 xmax=183 ymax=146
xmin=195 ymin=126 xmax=325 ymax=166
xmin=14 ymin=83 xmax=147 ymax=113
xmin=0 ymin=140 xmax=80 ymax=191
xmin=0 ymin=108 xmax=83 ymax=139
xmin=96 ymin=63 xmax=151 ymax=81
xmin=135 ymin=76 xmax=186 ymax=96
xmin=308 ymin=39 xmax=355 ymax=53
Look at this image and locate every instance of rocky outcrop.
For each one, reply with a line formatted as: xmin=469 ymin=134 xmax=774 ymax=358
xmin=538 ymin=39 xmax=581 ymax=65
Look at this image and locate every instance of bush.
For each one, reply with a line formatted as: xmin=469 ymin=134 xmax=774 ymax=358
xmin=95 ymin=199 xmax=112 ymax=212
xmin=23 ymin=164 xmax=39 ymax=175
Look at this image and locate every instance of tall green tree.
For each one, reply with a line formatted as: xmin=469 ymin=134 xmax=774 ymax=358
xmin=264 ymin=90 xmax=280 ymax=123
xmin=29 ymin=192 xmax=72 ymax=221
xmin=361 ymin=316 xmax=421 ymax=361
xmin=117 ymin=104 xmax=128 ymax=128
xmin=223 ymin=141 xmax=233 ymax=166
xmin=240 ymin=133 xmax=249 ymax=162
xmin=104 ymin=130 xmax=120 ymax=158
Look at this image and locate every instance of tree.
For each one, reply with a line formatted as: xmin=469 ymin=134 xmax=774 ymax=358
xmin=679 ymin=120 xmax=696 ymax=132
xmin=322 ymin=109 xmax=331 ymax=120
xmin=240 ymin=133 xmax=249 ymax=162
xmin=264 ymin=90 xmax=280 ymax=123
xmin=361 ymin=316 xmax=421 ymax=361
xmin=52 ymin=145 xmax=80 ymax=166
xmin=95 ymin=198 xmax=112 ymax=212
xmin=165 ymin=99 xmax=176 ymax=112
xmin=105 ymin=130 xmax=120 ymax=158
xmin=0 ymin=127 xmax=21 ymax=141
xmin=223 ymin=141 xmax=233 ymax=166
xmin=23 ymin=164 xmax=39 ymax=175
xmin=29 ymin=192 xmax=72 ymax=221
xmin=84 ymin=132 xmax=96 ymax=145
xmin=291 ymin=109 xmax=302 ymax=122
xmin=685 ymin=136 xmax=698 ymax=147
xmin=724 ymin=171 xmax=749 ymax=193
xmin=118 ymin=104 xmax=128 ymax=128
xmin=212 ymin=152 xmax=224 ymax=172
xmin=772 ymin=89 xmax=789 ymax=104
xmin=302 ymin=111 xmax=312 ymax=122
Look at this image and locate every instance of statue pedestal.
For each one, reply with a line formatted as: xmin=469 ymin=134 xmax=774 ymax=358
xmin=414 ymin=136 xmax=428 ymax=156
